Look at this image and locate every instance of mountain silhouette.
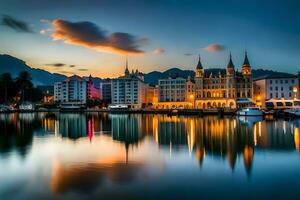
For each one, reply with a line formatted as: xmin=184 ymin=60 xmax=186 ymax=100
xmin=0 ymin=54 xmax=295 ymax=86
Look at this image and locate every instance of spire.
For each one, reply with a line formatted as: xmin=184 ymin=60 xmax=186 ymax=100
xmin=196 ymin=54 xmax=203 ymax=69
xmin=125 ymin=57 xmax=129 ymax=76
xmin=243 ymin=51 xmax=250 ymax=65
xmin=227 ymin=52 xmax=235 ymax=69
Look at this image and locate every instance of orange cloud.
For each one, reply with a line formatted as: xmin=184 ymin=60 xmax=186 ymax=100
xmin=51 ymin=19 xmax=146 ymax=55
xmin=202 ymin=44 xmax=225 ymax=52
xmin=152 ymin=48 xmax=165 ymax=55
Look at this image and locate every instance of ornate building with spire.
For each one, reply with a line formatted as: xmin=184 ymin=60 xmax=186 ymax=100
xmin=194 ymin=52 xmax=253 ymax=109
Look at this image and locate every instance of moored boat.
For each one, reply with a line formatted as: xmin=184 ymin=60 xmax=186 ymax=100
xmin=237 ymin=107 xmax=263 ymax=116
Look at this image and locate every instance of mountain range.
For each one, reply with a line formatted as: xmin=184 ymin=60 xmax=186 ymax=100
xmin=0 ymin=54 xmax=295 ymax=86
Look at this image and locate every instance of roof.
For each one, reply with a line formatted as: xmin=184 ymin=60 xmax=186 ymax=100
xmin=196 ymin=55 xmax=203 ymax=69
xmin=227 ymin=53 xmax=235 ymax=69
xmin=236 ymin=98 xmax=254 ymax=103
xmin=253 ymin=73 xmax=297 ymax=81
xmin=243 ymin=51 xmax=250 ymax=65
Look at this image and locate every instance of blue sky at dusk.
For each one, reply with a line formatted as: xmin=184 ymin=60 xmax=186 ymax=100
xmin=0 ymin=0 xmax=299 ymax=77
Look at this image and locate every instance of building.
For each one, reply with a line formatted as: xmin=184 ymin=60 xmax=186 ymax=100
xmin=86 ymin=75 xmax=101 ymax=100
xmin=194 ymin=52 xmax=253 ymax=109
xmin=154 ymin=77 xmax=194 ymax=109
xmin=111 ymin=59 xmax=148 ymax=109
xmin=37 ymin=85 xmax=54 ymax=103
xmin=100 ymin=78 xmax=112 ymax=104
xmin=253 ymin=74 xmax=299 ymax=108
xmin=54 ymin=75 xmax=87 ymax=103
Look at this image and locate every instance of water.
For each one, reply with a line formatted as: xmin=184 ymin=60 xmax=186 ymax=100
xmin=0 ymin=113 xmax=300 ymax=200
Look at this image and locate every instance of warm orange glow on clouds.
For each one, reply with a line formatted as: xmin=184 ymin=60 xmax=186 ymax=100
xmin=51 ymin=19 xmax=146 ymax=56
xmin=202 ymin=44 xmax=224 ymax=52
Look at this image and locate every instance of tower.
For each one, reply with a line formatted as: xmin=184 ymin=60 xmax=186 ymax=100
xmin=195 ymin=55 xmax=204 ymax=78
xmin=124 ymin=57 xmax=129 ymax=76
xmin=226 ymin=52 xmax=235 ymax=76
xmin=242 ymin=51 xmax=251 ymax=76
xmin=195 ymin=55 xmax=204 ymax=100
xmin=226 ymin=53 xmax=236 ymax=99
xmin=241 ymin=51 xmax=252 ymax=98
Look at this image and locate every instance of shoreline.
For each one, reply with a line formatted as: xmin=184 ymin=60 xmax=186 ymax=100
xmin=0 ymin=108 xmax=299 ymax=118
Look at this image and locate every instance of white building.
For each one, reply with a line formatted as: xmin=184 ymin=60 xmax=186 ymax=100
xmin=111 ymin=60 xmax=148 ymax=109
xmin=158 ymin=77 xmax=187 ymax=102
xmin=254 ymin=74 xmax=299 ymax=108
xmin=54 ymin=75 xmax=87 ymax=103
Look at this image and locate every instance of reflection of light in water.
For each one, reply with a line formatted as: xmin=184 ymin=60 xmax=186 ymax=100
xmin=253 ymin=123 xmax=257 ymax=146
xmin=294 ymin=127 xmax=300 ymax=151
xmin=283 ymin=121 xmax=286 ymax=134
xmin=258 ymin=121 xmax=262 ymax=137
xmin=55 ymin=120 xmax=59 ymax=137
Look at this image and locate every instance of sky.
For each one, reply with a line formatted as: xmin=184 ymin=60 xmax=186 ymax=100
xmin=0 ymin=0 xmax=299 ymax=78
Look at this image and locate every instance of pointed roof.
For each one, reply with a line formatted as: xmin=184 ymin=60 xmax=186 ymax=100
xmin=125 ymin=57 xmax=129 ymax=75
xmin=196 ymin=55 xmax=203 ymax=69
xmin=227 ymin=52 xmax=235 ymax=69
xmin=243 ymin=51 xmax=250 ymax=65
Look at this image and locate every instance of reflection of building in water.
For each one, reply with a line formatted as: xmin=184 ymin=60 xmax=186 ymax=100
xmin=157 ymin=116 xmax=187 ymax=147
xmin=111 ymin=114 xmax=143 ymax=145
xmin=253 ymin=119 xmax=296 ymax=150
xmin=57 ymin=114 xmax=88 ymax=139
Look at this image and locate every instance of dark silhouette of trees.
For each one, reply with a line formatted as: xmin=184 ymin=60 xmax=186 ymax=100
xmin=0 ymin=71 xmax=43 ymax=104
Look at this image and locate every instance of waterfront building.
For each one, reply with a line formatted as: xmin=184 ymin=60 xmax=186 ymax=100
xmin=54 ymin=75 xmax=87 ymax=103
xmin=100 ymin=78 xmax=112 ymax=104
xmin=194 ymin=52 xmax=253 ymax=109
xmin=37 ymin=85 xmax=54 ymax=103
xmin=86 ymin=75 xmax=101 ymax=100
xmin=155 ymin=77 xmax=194 ymax=109
xmin=253 ymin=74 xmax=299 ymax=108
xmin=111 ymin=60 xmax=149 ymax=109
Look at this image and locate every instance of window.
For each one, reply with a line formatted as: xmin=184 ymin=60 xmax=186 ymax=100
xmin=289 ymin=92 xmax=292 ymax=97
xmin=270 ymin=80 xmax=273 ymax=84
xmin=275 ymin=80 xmax=278 ymax=84
xmin=285 ymin=80 xmax=288 ymax=83
xmin=281 ymin=93 xmax=284 ymax=98
xmin=280 ymin=80 xmax=283 ymax=84
xmin=270 ymin=87 xmax=273 ymax=91
xmin=276 ymin=93 xmax=278 ymax=98
xmin=292 ymin=80 xmax=295 ymax=84
xmin=275 ymin=87 xmax=278 ymax=91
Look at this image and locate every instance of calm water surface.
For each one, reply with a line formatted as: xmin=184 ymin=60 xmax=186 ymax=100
xmin=0 ymin=113 xmax=300 ymax=200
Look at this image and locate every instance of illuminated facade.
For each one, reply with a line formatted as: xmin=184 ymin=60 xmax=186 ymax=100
xmin=111 ymin=59 xmax=153 ymax=108
xmin=194 ymin=52 xmax=253 ymax=108
xmin=253 ymin=74 xmax=299 ymax=108
xmin=155 ymin=77 xmax=195 ymax=109
xmin=54 ymin=75 xmax=87 ymax=103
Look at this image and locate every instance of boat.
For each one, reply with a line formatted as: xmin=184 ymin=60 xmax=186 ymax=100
xmin=60 ymin=103 xmax=84 ymax=112
xmin=284 ymin=108 xmax=300 ymax=117
xmin=236 ymin=107 xmax=263 ymax=116
xmin=19 ymin=102 xmax=35 ymax=112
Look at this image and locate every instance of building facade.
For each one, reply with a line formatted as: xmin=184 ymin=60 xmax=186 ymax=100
xmin=194 ymin=52 xmax=253 ymax=109
xmin=154 ymin=77 xmax=195 ymax=109
xmin=111 ymin=60 xmax=148 ymax=109
xmin=86 ymin=75 xmax=101 ymax=100
xmin=253 ymin=75 xmax=299 ymax=108
xmin=100 ymin=78 xmax=112 ymax=104
xmin=54 ymin=75 xmax=87 ymax=103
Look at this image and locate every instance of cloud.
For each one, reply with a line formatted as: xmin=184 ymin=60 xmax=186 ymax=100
xmin=184 ymin=53 xmax=193 ymax=56
xmin=78 ymin=68 xmax=88 ymax=71
xmin=40 ymin=28 xmax=52 ymax=35
xmin=69 ymin=65 xmax=76 ymax=68
xmin=152 ymin=48 xmax=165 ymax=55
xmin=202 ymin=44 xmax=224 ymax=52
xmin=51 ymin=19 xmax=146 ymax=55
xmin=1 ymin=15 xmax=33 ymax=33
xmin=46 ymin=63 xmax=66 ymax=67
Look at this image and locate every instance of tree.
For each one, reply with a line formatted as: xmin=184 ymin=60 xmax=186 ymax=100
xmin=16 ymin=71 xmax=33 ymax=102
xmin=0 ymin=73 xmax=15 ymax=104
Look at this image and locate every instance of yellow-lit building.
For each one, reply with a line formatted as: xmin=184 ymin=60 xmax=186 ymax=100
xmin=194 ymin=52 xmax=253 ymax=109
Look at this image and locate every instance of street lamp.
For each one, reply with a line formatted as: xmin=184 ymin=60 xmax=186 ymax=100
xmin=293 ymin=86 xmax=298 ymax=99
